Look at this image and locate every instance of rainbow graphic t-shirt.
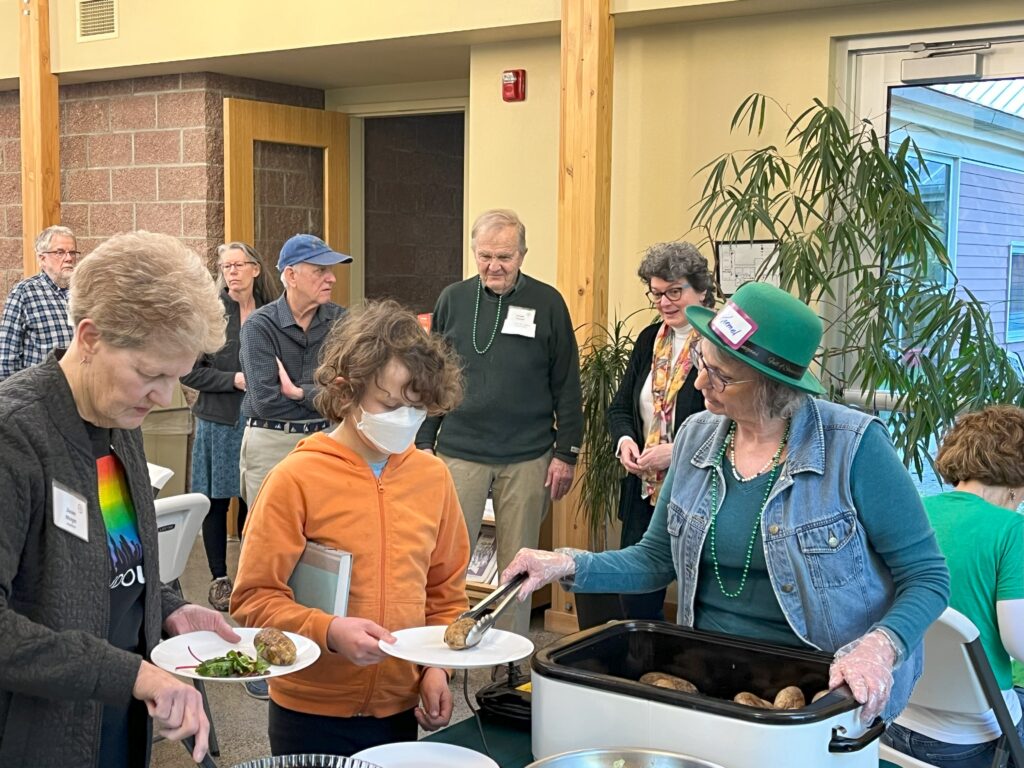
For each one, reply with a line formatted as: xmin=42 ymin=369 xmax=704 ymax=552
xmin=96 ymin=453 xmax=145 ymax=651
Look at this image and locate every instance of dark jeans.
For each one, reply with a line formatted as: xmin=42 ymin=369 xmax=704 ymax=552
xmin=202 ymin=497 xmax=247 ymax=579
xmin=268 ymin=701 xmax=418 ymax=757
xmin=883 ymin=689 xmax=1024 ymax=768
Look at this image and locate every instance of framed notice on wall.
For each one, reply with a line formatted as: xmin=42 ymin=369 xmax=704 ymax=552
xmin=716 ymin=241 xmax=780 ymax=296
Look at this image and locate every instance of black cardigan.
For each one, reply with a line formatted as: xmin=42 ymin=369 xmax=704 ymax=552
xmin=606 ymin=322 xmax=705 ymax=522
xmin=180 ymin=289 xmax=261 ymax=426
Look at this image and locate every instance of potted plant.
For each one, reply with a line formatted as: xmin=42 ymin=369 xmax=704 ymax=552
xmin=573 ymin=311 xmax=649 ymax=628
xmin=693 ymin=94 xmax=1023 ymax=475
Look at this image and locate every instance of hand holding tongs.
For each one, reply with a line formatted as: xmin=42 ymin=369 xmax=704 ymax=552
xmin=458 ymin=572 xmax=528 ymax=648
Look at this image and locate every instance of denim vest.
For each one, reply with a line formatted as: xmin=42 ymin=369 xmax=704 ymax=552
xmin=666 ymin=396 xmax=922 ymax=722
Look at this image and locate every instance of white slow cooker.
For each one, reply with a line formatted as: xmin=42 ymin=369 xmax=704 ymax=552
xmin=531 ymin=621 xmax=883 ymax=768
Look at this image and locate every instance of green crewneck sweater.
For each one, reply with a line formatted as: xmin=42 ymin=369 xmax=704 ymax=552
xmin=416 ymin=273 xmax=583 ymax=465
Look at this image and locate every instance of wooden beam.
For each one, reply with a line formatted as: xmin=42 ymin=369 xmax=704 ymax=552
xmin=19 ymin=0 xmax=60 ymax=276
xmin=548 ymin=0 xmax=614 ymax=633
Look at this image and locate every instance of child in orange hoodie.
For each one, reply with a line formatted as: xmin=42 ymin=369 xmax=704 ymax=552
xmin=231 ymin=299 xmax=470 ymax=756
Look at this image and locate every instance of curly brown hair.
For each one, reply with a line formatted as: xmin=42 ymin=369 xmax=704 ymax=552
xmin=314 ymin=300 xmax=463 ymax=421
xmin=934 ymin=405 xmax=1024 ymax=487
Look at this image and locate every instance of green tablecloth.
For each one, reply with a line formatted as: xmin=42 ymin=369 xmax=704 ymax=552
xmin=424 ymin=715 xmax=533 ymax=768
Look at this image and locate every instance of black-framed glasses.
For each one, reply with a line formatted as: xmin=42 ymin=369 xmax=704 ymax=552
xmin=646 ymin=283 xmax=690 ymax=304
xmin=220 ymin=261 xmax=258 ymax=272
xmin=690 ymin=344 xmax=752 ymax=393
xmin=40 ymin=249 xmax=81 ymax=259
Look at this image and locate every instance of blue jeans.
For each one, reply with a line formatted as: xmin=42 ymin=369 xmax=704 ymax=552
xmin=882 ymin=689 xmax=1024 ymax=768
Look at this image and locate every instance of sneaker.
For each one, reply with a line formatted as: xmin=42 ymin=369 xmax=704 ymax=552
xmin=244 ymin=678 xmax=270 ymax=700
xmin=207 ymin=577 xmax=233 ymax=612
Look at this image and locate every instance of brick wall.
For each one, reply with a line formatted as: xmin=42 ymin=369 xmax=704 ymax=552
xmin=254 ymin=141 xmax=325 ymax=267
xmin=0 ymin=73 xmax=324 ymax=306
xmin=364 ymin=113 xmax=464 ymax=314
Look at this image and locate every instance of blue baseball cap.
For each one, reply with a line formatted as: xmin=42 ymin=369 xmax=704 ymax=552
xmin=277 ymin=234 xmax=352 ymax=271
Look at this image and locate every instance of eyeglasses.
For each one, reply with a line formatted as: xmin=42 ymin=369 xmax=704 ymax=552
xmin=646 ymin=283 xmax=690 ymax=304
xmin=220 ymin=261 xmax=258 ymax=272
xmin=475 ymin=252 xmax=518 ymax=265
xmin=690 ymin=344 xmax=752 ymax=393
xmin=40 ymin=249 xmax=81 ymax=259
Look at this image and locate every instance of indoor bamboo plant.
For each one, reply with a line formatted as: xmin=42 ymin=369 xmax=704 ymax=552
xmin=692 ymin=93 xmax=1023 ymax=475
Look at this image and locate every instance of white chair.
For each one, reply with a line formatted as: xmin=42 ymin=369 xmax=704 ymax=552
xmin=880 ymin=607 xmax=1024 ymax=768
xmin=154 ymin=493 xmax=210 ymax=585
xmin=153 ymin=493 xmax=220 ymax=756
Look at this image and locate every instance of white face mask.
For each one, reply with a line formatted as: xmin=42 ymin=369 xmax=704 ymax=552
xmin=355 ymin=405 xmax=427 ymax=455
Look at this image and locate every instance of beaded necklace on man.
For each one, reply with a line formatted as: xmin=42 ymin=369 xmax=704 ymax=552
xmin=708 ymin=419 xmax=791 ymax=598
xmin=471 ymin=276 xmax=504 ymax=355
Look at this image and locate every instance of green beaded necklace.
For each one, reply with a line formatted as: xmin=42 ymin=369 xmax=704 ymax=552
xmin=707 ymin=420 xmax=790 ymax=598
xmin=471 ymin=277 xmax=504 ymax=355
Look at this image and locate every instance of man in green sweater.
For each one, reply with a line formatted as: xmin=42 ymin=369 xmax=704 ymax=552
xmin=416 ymin=209 xmax=583 ymax=638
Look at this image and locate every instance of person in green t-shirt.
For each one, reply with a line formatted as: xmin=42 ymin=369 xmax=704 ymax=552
xmin=883 ymin=405 xmax=1024 ymax=767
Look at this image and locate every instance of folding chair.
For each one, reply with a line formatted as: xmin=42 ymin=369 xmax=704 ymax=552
xmin=880 ymin=607 xmax=1024 ymax=768
xmin=154 ymin=493 xmax=220 ymax=756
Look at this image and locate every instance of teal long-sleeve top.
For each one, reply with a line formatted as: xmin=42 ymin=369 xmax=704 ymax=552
xmin=569 ymin=422 xmax=949 ymax=657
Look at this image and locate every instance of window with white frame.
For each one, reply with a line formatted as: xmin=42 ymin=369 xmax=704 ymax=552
xmin=1009 ymin=242 xmax=1024 ymax=343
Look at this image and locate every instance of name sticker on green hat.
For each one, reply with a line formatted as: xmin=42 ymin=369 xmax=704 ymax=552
xmin=711 ymin=302 xmax=758 ymax=349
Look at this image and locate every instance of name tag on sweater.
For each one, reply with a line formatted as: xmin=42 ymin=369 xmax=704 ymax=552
xmin=53 ymin=480 xmax=89 ymax=541
xmin=502 ymin=305 xmax=537 ymax=338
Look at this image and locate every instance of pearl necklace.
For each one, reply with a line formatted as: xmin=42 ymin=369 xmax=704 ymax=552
xmin=728 ymin=424 xmax=787 ymax=482
xmin=471 ymin=277 xmax=503 ymax=355
xmin=708 ymin=420 xmax=790 ymax=599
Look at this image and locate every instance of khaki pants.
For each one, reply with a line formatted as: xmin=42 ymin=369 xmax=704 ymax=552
xmin=238 ymin=426 xmax=307 ymax=508
xmin=440 ymin=450 xmax=552 ymax=638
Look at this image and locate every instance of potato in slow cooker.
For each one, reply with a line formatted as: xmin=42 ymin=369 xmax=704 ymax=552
xmin=254 ymin=628 xmax=297 ymax=666
xmin=638 ymin=671 xmax=699 ymax=693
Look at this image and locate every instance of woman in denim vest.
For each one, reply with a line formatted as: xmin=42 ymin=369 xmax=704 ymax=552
xmin=506 ymin=281 xmax=949 ymax=725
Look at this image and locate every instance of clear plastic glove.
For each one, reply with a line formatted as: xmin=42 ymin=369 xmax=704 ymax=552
xmin=501 ymin=548 xmax=576 ymax=602
xmin=828 ymin=629 xmax=897 ymax=724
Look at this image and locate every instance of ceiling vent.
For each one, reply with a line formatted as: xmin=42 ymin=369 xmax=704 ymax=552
xmin=76 ymin=0 xmax=118 ymax=42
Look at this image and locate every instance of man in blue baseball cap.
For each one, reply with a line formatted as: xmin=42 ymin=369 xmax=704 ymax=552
xmin=237 ymin=234 xmax=351 ymax=695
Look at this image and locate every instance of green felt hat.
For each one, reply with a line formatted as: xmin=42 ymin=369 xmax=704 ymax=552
xmin=685 ymin=281 xmax=825 ymax=395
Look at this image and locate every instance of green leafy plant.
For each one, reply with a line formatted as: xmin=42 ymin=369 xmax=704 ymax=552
xmin=693 ymin=93 xmax=1024 ymax=475
xmin=575 ymin=311 xmax=648 ymax=548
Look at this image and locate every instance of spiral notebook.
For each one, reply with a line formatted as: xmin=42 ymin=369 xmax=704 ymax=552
xmin=287 ymin=541 xmax=352 ymax=617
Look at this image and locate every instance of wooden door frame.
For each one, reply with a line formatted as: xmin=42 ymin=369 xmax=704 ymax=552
xmin=223 ymin=98 xmax=351 ymax=304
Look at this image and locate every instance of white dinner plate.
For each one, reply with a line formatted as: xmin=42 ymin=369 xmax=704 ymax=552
xmin=151 ymin=627 xmax=320 ymax=682
xmin=379 ymin=625 xmax=533 ymax=669
xmin=352 ymin=741 xmax=498 ymax=768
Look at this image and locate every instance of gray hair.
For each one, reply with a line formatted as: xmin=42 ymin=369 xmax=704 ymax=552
xmin=638 ymin=241 xmax=715 ymax=307
xmin=751 ymin=374 xmax=806 ymax=421
xmin=470 ymin=209 xmax=527 ymax=255
xmin=215 ymin=241 xmax=282 ymax=305
xmin=69 ymin=231 xmax=226 ymax=356
xmin=35 ymin=225 xmax=77 ymax=255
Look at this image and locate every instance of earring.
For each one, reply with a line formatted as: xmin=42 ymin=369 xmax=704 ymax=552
xmin=1011 ymin=489 xmax=1018 ymax=502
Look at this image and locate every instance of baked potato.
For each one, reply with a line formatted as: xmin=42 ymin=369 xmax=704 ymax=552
xmin=733 ymin=691 xmax=776 ymax=708
xmin=444 ymin=617 xmax=478 ymax=650
xmin=254 ymin=628 xmax=297 ymax=666
xmin=773 ymin=685 xmax=806 ymax=709
xmin=639 ymin=672 xmax=699 ymax=694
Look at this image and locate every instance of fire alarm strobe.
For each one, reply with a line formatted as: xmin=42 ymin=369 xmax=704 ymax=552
xmin=502 ymin=69 xmax=526 ymax=102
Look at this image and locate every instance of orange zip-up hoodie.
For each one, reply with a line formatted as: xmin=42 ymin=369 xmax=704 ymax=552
xmin=231 ymin=432 xmax=470 ymax=718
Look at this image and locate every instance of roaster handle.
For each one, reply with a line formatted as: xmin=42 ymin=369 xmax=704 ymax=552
xmin=828 ymin=718 xmax=885 ymax=753
xmin=182 ymin=736 xmax=219 ymax=768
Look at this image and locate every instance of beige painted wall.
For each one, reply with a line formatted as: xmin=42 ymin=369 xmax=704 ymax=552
xmin=461 ymin=0 xmax=1024 ymax=329
xmin=466 ymin=38 xmax=561 ymax=286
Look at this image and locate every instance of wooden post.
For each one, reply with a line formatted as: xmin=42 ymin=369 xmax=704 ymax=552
xmin=547 ymin=0 xmax=614 ymax=634
xmin=19 ymin=0 xmax=61 ymax=275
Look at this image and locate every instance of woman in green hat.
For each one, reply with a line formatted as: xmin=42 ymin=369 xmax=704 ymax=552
xmin=504 ymin=281 xmax=950 ymax=727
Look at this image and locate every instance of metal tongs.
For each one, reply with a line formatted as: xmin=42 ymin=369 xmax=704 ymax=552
xmin=459 ymin=572 xmax=528 ymax=648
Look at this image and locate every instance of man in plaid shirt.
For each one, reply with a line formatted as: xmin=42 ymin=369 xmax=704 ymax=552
xmin=0 ymin=226 xmax=79 ymax=380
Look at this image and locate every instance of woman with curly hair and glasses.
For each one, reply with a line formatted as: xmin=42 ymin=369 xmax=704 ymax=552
xmin=605 ymin=241 xmax=714 ymax=621
xmin=231 ymin=299 xmax=471 ymax=757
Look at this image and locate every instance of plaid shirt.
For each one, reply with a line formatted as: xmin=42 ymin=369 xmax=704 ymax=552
xmin=0 ymin=272 xmax=73 ymax=380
